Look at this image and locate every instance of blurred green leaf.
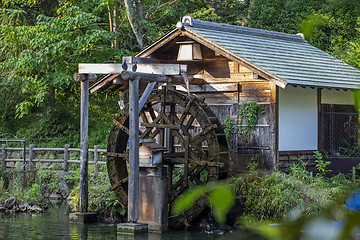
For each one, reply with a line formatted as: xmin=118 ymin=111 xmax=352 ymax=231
xmin=354 ymin=89 xmax=360 ymax=112
xmin=171 ymin=185 xmax=206 ymax=216
xmin=208 ymin=184 xmax=235 ymax=224
xmin=172 ymin=183 xmax=235 ymax=225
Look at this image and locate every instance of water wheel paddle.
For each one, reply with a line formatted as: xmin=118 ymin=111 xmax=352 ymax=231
xmin=106 ymin=88 xmax=229 ymax=228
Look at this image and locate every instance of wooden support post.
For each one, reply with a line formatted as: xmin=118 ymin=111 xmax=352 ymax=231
xmin=22 ymin=140 xmax=27 ymax=188
xmin=23 ymin=140 xmax=26 ymax=167
xmin=80 ymin=79 xmax=89 ymax=213
xmin=94 ymin=145 xmax=100 ymax=173
xmin=128 ymin=77 xmax=140 ymax=222
xmin=29 ymin=144 xmax=35 ymax=171
xmin=183 ymin=135 xmax=190 ymax=188
xmin=159 ymin=87 xmax=166 ymax=146
xmin=167 ymin=102 xmax=176 ymax=190
xmin=1 ymin=144 xmax=7 ymax=170
xmin=64 ymin=144 xmax=70 ymax=172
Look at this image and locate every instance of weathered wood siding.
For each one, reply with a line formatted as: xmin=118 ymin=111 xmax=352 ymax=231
xmin=170 ymin=48 xmax=276 ymax=172
xmin=149 ymin=42 xmax=277 ymax=173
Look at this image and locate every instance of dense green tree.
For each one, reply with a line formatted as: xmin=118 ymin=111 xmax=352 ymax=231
xmin=185 ymin=0 xmax=247 ymax=25
xmin=299 ymin=0 xmax=360 ymax=57
xmin=0 ymin=2 xmax=125 ymax=117
xmin=245 ymin=0 xmax=360 ymax=69
xmin=246 ymin=0 xmax=324 ymax=33
xmin=346 ymin=18 xmax=360 ymax=69
xmin=0 ymin=1 xmax=127 ymax=143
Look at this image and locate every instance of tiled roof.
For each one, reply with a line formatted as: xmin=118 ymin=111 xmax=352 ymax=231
xmin=182 ymin=17 xmax=360 ymax=89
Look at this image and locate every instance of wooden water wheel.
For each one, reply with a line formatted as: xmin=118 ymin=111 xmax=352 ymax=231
xmin=106 ymin=88 xmax=229 ymax=228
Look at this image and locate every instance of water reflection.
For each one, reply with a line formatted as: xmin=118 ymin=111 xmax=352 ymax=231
xmin=0 ymin=202 xmax=262 ymax=240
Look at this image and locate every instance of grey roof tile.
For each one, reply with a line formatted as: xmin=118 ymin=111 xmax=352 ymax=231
xmin=184 ymin=19 xmax=360 ymax=89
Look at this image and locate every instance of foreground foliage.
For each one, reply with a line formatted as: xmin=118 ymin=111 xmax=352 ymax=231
xmin=234 ymin=163 xmax=356 ymax=223
xmin=174 ymin=159 xmax=358 ymax=228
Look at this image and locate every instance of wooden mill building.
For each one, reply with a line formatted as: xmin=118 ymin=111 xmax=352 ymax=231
xmin=90 ymin=16 xmax=360 ymax=174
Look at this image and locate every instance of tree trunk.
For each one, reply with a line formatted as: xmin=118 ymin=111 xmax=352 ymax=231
xmin=46 ymin=87 xmax=55 ymax=115
xmin=123 ymin=0 xmax=147 ymax=49
xmin=108 ymin=5 xmax=113 ymax=32
xmin=135 ymin=0 xmax=145 ymax=20
xmin=108 ymin=4 xmax=119 ymax=49
xmin=113 ymin=3 xmax=119 ymax=49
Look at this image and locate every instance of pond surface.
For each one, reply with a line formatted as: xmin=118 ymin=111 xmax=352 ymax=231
xmin=0 ymin=202 xmax=262 ymax=240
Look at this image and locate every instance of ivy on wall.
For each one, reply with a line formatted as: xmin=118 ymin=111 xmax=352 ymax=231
xmin=238 ymin=101 xmax=265 ymax=142
xmin=224 ymin=101 xmax=265 ymax=147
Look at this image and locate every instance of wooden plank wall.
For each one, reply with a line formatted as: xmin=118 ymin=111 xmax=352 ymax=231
xmin=150 ymin=43 xmax=277 ymax=174
xmin=175 ymin=48 xmax=277 ymax=174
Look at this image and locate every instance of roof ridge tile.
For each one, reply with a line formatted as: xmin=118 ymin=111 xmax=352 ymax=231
xmin=183 ymin=17 xmax=305 ymax=43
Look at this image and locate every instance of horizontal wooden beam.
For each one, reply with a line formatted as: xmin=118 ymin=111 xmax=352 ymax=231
xmin=121 ymin=71 xmax=205 ymax=85
xmin=73 ymin=73 xmax=97 ymax=82
xmin=89 ymin=73 xmax=205 ymax=94
xmin=177 ymin=83 xmax=238 ymax=93
xmin=121 ymin=70 xmax=171 ymax=82
xmin=123 ymin=56 xmax=171 ymax=64
xmin=78 ymin=63 xmax=187 ymax=75
xmin=170 ymin=76 xmax=204 ymax=85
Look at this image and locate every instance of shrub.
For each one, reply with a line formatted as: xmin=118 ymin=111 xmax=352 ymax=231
xmin=69 ymin=162 xmax=126 ymax=217
xmin=233 ymin=161 xmax=355 ymax=223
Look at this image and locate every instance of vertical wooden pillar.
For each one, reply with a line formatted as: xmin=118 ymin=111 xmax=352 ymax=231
xmin=29 ymin=144 xmax=35 ymax=171
xmin=1 ymin=144 xmax=7 ymax=170
xmin=94 ymin=145 xmax=100 ymax=173
xmin=183 ymin=135 xmax=190 ymax=188
xmin=64 ymin=144 xmax=70 ymax=172
xmin=128 ymin=77 xmax=139 ymax=222
xmin=167 ymin=101 xmax=175 ymax=192
xmin=23 ymin=141 xmax=27 ymax=166
xmin=22 ymin=140 xmax=27 ymax=188
xmin=274 ymin=85 xmax=279 ymax=167
xmin=80 ymin=79 xmax=89 ymax=213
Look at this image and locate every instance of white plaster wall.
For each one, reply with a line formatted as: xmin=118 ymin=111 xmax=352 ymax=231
xmin=279 ymin=86 xmax=318 ymax=151
xmin=321 ymin=89 xmax=354 ymax=105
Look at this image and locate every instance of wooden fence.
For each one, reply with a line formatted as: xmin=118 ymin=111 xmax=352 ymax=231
xmin=1 ymin=144 xmax=107 ymax=172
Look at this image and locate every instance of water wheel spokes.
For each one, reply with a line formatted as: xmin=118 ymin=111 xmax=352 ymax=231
xmin=106 ymin=88 xmax=229 ymax=228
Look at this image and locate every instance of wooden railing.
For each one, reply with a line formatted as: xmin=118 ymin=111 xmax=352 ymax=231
xmin=0 ymin=144 xmax=107 ymax=172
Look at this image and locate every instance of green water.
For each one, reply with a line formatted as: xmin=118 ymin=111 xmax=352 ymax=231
xmin=0 ymin=202 xmax=261 ymax=240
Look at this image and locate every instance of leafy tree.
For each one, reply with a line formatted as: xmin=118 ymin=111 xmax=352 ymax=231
xmin=300 ymin=0 xmax=360 ymax=57
xmin=245 ymin=0 xmax=360 ymax=69
xmin=187 ymin=0 xmax=247 ymax=25
xmin=346 ymin=18 xmax=360 ymax=70
xmin=0 ymin=2 xmax=126 ymax=118
xmin=246 ymin=0 xmax=323 ymax=33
